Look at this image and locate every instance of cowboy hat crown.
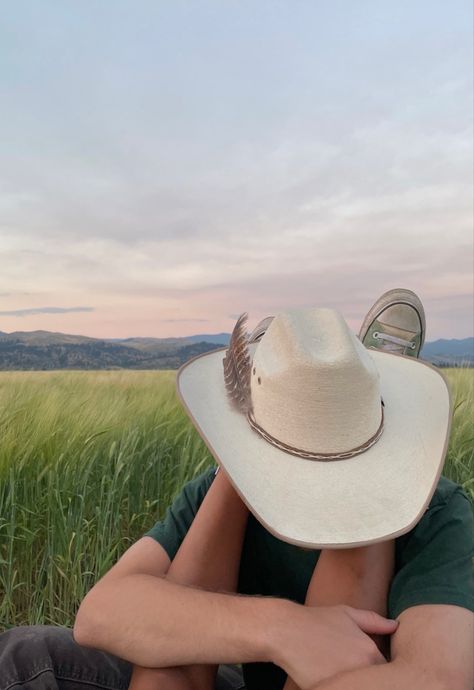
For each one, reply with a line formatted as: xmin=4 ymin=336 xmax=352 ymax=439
xmin=250 ymin=308 xmax=383 ymax=456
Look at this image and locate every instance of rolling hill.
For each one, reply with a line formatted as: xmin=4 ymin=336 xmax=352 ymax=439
xmin=420 ymin=338 xmax=474 ymax=366
xmin=0 ymin=329 xmax=471 ymax=370
xmin=0 ymin=331 xmax=223 ymax=370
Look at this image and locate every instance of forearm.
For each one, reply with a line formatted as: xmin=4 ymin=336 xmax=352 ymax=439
xmin=283 ymin=543 xmax=395 ymax=690
xmin=313 ymin=658 xmax=445 ymax=690
xmin=126 ymin=469 xmax=249 ymax=687
xmin=309 ymin=543 xmax=394 ymax=614
xmin=308 ymin=544 xmax=394 ymax=661
xmin=74 ymin=573 xmax=281 ymax=668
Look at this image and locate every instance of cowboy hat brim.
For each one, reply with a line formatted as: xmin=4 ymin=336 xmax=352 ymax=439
xmin=176 ymin=345 xmax=451 ymax=548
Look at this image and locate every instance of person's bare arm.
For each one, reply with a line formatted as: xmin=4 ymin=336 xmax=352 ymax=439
xmin=283 ymin=540 xmax=395 ymax=690
xmin=312 ymin=605 xmax=473 ymax=690
xmin=97 ymin=535 xmax=172 ymax=579
xmin=128 ymin=467 xmax=250 ymax=690
xmin=73 ymin=537 xmax=398 ymax=689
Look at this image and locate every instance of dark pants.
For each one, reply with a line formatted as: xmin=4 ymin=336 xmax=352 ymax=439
xmin=0 ymin=626 xmax=246 ymax=690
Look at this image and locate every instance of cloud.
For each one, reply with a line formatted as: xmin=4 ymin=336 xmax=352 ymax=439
xmin=0 ymin=306 xmax=94 ymax=317
xmin=161 ymin=318 xmax=210 ymax=323
xmin=0 ymin=2 xmax=471 ymax=339
xmin=0 ymin=291 xmax=34 ymax=297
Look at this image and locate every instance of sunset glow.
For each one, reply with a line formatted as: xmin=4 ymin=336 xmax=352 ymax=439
xmin=1 ymin=2 xmax=472 ymax=340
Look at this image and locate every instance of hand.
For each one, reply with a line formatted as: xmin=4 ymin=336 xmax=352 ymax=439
xmin=271 ymin=602 xmax=399 ymax=690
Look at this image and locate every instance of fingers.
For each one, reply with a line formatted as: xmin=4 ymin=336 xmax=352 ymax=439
xmin=345 ymin=606 xmax=399 ymax=635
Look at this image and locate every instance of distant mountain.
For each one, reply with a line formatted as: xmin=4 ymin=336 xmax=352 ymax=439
xmin=0 ymin=330 xmax=222 ymax=370
xmin=421 ymin=338 xmax=474 ymax=366
xmin=111 ymin=333 xmax=230 ymax=354
xmin=183 ymin=333 xmax=230 ymax=345
xmin=0 ymin=329 xmax=97 ymax=346
xmin=0 ymin=328 xmax=471 ymax=370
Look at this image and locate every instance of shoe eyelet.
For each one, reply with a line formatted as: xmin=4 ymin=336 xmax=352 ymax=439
xmin=373 ymin=331 xmax=380 ymax=339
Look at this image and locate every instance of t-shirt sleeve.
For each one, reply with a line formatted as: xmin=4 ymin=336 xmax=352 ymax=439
xmin=388 ymin=488 xmax=474 ymax=619
xmin=143 ymin=466 xmax=217 ymax=560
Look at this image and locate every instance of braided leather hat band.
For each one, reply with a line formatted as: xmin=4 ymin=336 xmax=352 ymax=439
xmin=246 ymin=402 xmax=385 ymax=462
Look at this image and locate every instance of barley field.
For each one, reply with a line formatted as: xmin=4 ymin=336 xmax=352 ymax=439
xmin=0 ymin=368 xmax=472 ymax=631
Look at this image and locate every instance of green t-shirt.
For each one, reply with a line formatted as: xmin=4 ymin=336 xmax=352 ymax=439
xmin=145 ymin=467 xmax=474 ymax=690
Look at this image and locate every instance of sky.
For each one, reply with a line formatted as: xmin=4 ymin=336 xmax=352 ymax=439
xmin=0 ymin=1 xmax=472 ymax=340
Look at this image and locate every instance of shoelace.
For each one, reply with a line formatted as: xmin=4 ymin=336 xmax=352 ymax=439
xmin=373 ymin=331 xmax=416 ymax=351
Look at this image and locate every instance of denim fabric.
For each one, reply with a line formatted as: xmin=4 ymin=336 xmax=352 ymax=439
xmin=0 ymin=626 xmax=245 ymax=690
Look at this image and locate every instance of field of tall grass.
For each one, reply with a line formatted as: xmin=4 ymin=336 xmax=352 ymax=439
xmin=0 ymin=368 xmax=472 ymax=631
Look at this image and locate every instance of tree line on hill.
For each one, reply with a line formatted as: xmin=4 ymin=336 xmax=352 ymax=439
xmin=0 ymin=338 xmax=221 ymax=370
xmin=0 ymin=330 xmax=472 ymax=370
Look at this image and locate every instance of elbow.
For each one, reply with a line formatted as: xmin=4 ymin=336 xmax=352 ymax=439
xmin=73 ymin=588 xmax=106 ymax=649
xmin=72 ymin=611 xmax=93 ymax=648
xmin=72 ymin=615 xmax=91 ymax=648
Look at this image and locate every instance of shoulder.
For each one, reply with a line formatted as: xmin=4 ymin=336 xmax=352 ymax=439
xmin=179 ymin=465 xmax=217 ymax=513
xmin=414 ymin=475 xmax=473 ymax=536
xmin=397 ymin=474 xmax=472 ymax=554
xmin=142 ymin=465 xmax=217 ymax=559
xmin=427 ymin=475 xmax=470 ymax=509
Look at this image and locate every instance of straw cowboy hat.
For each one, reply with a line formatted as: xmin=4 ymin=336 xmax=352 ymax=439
xmin=177 ymin=308 xmax=452 ymax=548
